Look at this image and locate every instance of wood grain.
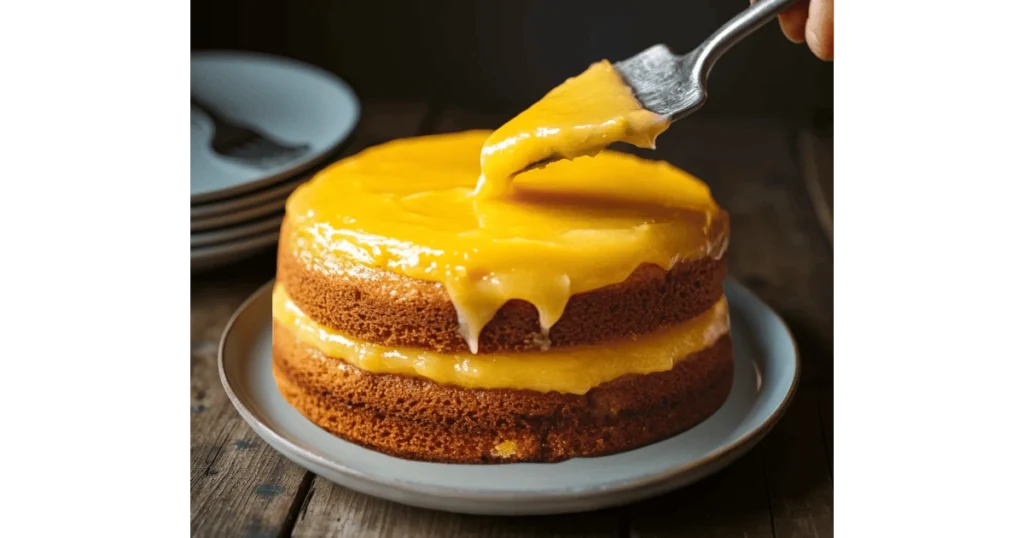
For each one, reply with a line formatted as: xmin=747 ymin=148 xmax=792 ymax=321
xmin=630 ymin=449 xmax=773 ymax=538
xmin=762 ymin=390 xmax=834 ymax=538
xmin=627 ymin=118 xmax=835 ymax=537
xmin=191 ymin=250 xmax=302 ymax=537
xmin=640 ymin=121 xmax=833 ymax=537
xmin=191 ymin=103 xmax=834 ymax=537
xmin=293 ymin=482 xmax=619 ymax=538
xmin=820 ymin=390 xmax=834 ymax=479
xmin=190 ymin=101 xmax=430 ymax=538
xmin=798 ymin=130 xmax=834 ymax=247
xmin=654 ymin=121 xmax=834 ymax=390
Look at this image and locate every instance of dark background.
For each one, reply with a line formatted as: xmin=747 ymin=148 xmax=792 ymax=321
xmin=192 ymin=0 xmax=833 ymax=126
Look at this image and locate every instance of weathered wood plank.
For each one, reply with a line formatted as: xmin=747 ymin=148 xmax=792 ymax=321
xmin=211 ymin=106 xmax=833 ymax=536
xmin=798 ymin=129 xmax=834 ymax=247
xmin=625 ymin=119 xmax=829 ymax=538
xmin=831 ymin=487 xmax=839 ymax=532
xmin=762 ymin=389 xmax=834 ymax=538
xmin=639 ymin=120 xmax=834 ymax=390
xmin=640 ymin=121 xmax=833 ymax=538
xmin=630 ymin=449 xmax=773 ymax=538
xmin=191 ymin=101 xmax=430 ymax=538
xmin=293 ymin=481 xmax=618 ymax=538
xmin=191 ymin=251 xmax=305 ymax=538
xmin=820 ymin=390 xmax=833 ymax=479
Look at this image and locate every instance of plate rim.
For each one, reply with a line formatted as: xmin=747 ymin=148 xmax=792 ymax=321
xmin=190 ymin=50 xmax=361 ymax=204
xmin=191 ymin=215 xmax=284 ymax=248
xmin=218 ymin=278 xmax=801 ymax=502
xmin=191 ymin=172 xmax=312 ymax=218
xmin=191 ymin=229 xmax=279 ymax=259
xmin=191 ymin=196 xmax=285 ymax=232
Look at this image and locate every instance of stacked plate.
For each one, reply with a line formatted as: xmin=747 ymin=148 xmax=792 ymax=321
xmin=191 ymin=51 xmax=360 ymax=273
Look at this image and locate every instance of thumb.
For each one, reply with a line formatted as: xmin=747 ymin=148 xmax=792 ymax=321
xmin=752 ymin=0 xmax=810 ymax=44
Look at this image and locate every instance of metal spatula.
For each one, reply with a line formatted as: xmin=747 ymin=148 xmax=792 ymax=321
xmin=516 ymin=0 xmax=801 ymax=174
xmin=615 ymin=0 xmax=803 ymax=120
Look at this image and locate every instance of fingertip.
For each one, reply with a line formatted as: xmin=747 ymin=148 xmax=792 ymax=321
xmin=778 ymin=0 xmax=810 ymax=44
xmin=780 ymin=19 xmax=807 ymax=44
xmin=807 ymin=32 xmax=834 ymax=61
xmin=806 ymin=0 xmax=834 ymax=60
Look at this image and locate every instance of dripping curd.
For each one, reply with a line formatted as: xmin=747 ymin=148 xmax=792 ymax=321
xmin=283 ymin=130 xmax=727 ymax=353
xmin=274 ymin=284 xmax=729 ymax=394
xmin=474 ymin=60 xmax=669 ymax=199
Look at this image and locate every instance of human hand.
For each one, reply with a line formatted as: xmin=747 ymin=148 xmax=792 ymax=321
xmin=757 ymin=0 xmax=833 ymax=61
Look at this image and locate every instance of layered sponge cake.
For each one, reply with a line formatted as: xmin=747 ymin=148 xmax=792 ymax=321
xmin=272 ymin=130 xmax=731 ymax=463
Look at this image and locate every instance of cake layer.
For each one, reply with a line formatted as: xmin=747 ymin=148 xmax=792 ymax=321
xmin=475 ymin=60 xmax=668 ymax=199
xmin=278 ymin=236 xmax=727 ymax=354
xmin=282 ymin=131 xmax=728 ymax=352
xmin=272 ymin=321 xmax=733 ymax=463
xmin=273 ymin=283 xmax=729 ymax=394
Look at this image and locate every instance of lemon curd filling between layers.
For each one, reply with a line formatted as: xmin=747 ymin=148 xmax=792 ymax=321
xmin=274 ymin=284 xmax=730 ymax=395
xmin=284 ymin=131 xmax=728 ymax=353
xmin=474 ymin=60 xmax=669 ymax=199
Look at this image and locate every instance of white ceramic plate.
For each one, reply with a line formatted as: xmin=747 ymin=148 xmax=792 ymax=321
xmin=191 ymin=197 xmax=284 ymax=233
xmin=191 ymin=51 xmax=359 ymax=204
xmin=191 ymin=230 xmax=278 ymax=273
xmin=191 ymin=215 xmax=283 ymax=248
xmin=191 ymin=173 xmax=311 ymax=219
xmin=219 ymin=278 xmax=800 ymax=515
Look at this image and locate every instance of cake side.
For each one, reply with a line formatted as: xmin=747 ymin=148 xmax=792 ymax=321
xmin=282 ymin=132 xmax=729 ymax=350
xmin=273 ymin=320 xmax=733 ymax=463
xmin=277 ymin=214 xmax=729 ymax=355
xmin=269 ymin=131 xmax=734 ymax=463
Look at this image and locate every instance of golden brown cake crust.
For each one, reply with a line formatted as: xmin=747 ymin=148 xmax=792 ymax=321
xmin=277 ymin=217 xmax=729 ymax=355
xmin=272 ymin=320 xmax=733 ymax=464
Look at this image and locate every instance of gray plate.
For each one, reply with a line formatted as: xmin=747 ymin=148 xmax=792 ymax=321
xmin=219 ymin=278 xmax=799 ymax=515
xmin=191 ymin=231 xmax=278 ymax=273
xmin=191 ymin=215 xmax=283 ymax=248
xmin=191 ymin=51 xmax=359 ymax=204
xmin=191 ymin=173 xmax=311 ymax=219
xmin=191 ymin=197 xmax=284 ymax=232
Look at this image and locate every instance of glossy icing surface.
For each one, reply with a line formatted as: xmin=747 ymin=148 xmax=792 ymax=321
xmin=283 ymin=131 xmax=727 ymax=352
xmin=474 ymin=60 xmax=668 ymax=199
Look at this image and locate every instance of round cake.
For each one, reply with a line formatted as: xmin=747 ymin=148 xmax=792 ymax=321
xmin=273 ymin=130 xmax=732 ymax=463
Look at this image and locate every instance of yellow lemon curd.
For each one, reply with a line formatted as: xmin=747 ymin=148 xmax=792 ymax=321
xmin=275 ymin=284 xmax=729 ymax=394
xmin=282 ymin=131 xmax=726 ymax=354
xmin=474 ymin=60 xmax=669 ymax=199
xmin=277 ymin=64 xmax=728 ymax=393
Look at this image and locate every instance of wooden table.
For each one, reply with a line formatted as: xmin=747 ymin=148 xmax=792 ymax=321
xmin=191 ymin=101 xmax=834 ymax=537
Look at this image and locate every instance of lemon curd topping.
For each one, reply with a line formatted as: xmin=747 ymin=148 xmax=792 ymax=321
xmin=283 ymin=130 xmax=727 ymax=353
xmin=474 ymin=60 xmax=669 ymax=200
xmin=273 ymin=284 xmax=729 ymax=394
